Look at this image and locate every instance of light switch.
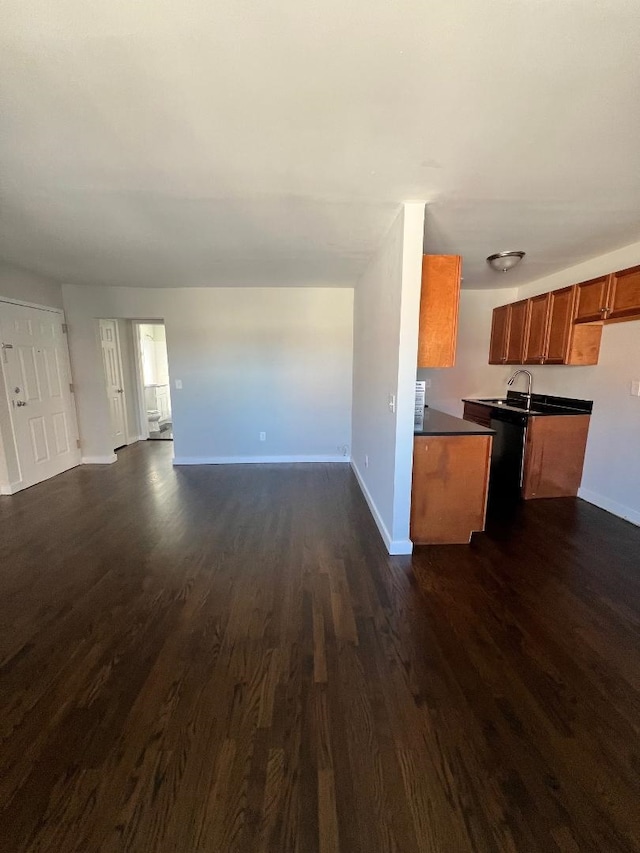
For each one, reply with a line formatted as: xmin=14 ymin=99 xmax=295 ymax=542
xmin=175 ymin=379 xmax=183 ymax=390
xmin=631 ymin=379 xmax=640 ymax=397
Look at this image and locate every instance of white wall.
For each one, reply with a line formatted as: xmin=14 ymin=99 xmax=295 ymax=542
xmin=351 ymin=202 xmax=425 ymax=554
xmin=62 ymin=285 xmax=354 ymax=464
xmin=0 ymin=262 xmax=64 ymax=490
xmin=0 ymin=261 xmax=63 ymax=310
xmin=417 ymin=288 xmax=518 ymax=416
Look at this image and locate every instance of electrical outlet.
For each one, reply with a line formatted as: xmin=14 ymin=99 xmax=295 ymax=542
xmin=174 ymin=379 xmax=183 ymax=390
xmin=631 ymin=379 xmax=640 ymax=397
xmin=388 ymin=393 xmax=396 ymax=413
xmin=259 ymin=431 xmax=266 ymax=441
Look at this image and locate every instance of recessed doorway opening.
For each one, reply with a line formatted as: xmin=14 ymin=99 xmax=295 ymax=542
xmin=136 ymin=323 xmax=173 ymax=441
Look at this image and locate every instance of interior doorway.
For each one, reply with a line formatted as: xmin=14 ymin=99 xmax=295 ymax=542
xmin=135 ymin=323 xmax=173 ymax=441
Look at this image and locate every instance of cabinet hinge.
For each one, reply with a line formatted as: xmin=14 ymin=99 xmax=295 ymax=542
xmin=76 ymin=438 xmax=81 ymax=449
xmin=62 ymin=323 xmax=68 ymax=334
xmin=69 ymin=383 xmax=75 ymax=394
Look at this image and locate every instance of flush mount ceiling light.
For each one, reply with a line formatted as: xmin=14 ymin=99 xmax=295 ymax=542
xmin=487 ymin=250 xmax=526 ymax=272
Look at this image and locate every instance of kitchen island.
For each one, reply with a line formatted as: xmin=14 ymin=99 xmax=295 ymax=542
xmin=411 ymin=409 xmax=495 ymax=545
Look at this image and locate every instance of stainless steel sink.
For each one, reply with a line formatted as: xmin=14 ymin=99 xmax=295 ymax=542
xmin=474 ymin=397 xmax=539 ymax=414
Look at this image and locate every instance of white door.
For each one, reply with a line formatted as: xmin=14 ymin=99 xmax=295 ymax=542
xmin=0 ymin=303 xmax=81 ymax=490
xmin=99 ymin=319 xmax=128 ymax=450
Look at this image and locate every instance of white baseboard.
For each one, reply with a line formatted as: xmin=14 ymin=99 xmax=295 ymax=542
xmin=82 ymin=454 xmax=118 ymax=465
xmin=578 ymin=487 xmax=640 ymax=527
xmin=126 ymin=435 xmax=145 ymax=445
xmin=0 ymin=480 xmax=24 ymax=495
xmin=350 ymin=461 xmax=413 ymax=556
xmin=173 ymin=455 xmax=350 ymax=465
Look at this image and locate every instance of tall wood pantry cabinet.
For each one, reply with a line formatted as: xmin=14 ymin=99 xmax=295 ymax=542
xmin=417 ymin=255 xmax=462 ymax=368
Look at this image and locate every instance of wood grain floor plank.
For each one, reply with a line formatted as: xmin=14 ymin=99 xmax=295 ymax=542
xmin=0 ymin=443 xmax=639 ymax=851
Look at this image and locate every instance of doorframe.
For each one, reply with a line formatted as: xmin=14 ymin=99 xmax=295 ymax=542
xmin=0 ymin=296 xmax=64 ymax=314
xmin=132 ymin=321 xmax=151 ymax=441
xmin=0 ymin=339 xmax=23 ymax=493
xmin=131 ymin=320 xmax=171 ymax=444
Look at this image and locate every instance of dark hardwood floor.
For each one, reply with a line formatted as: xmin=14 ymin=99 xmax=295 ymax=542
xmin=0 ymin=442 xmax=639 ymax=852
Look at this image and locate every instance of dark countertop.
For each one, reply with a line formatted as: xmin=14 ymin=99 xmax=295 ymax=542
xmin=414 ymin=408 xmax=495 ymax=437
xmin=462 ymin=391 xmax=593 ymax=417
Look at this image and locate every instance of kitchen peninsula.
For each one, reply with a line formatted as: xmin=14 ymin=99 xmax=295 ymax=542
xmin=411 ymin=409 xmax=494 ymax=545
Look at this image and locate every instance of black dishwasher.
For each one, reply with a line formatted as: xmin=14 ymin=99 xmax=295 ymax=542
xmin=488 ymin=409 xmax=528 ymax=501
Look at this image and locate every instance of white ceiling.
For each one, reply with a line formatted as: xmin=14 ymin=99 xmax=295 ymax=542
xmin=1 ymin=0 xmax=640 ymax=289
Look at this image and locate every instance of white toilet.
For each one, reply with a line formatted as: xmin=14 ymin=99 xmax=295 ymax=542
xmin=147 ymin=409 xmax=162 ymax=433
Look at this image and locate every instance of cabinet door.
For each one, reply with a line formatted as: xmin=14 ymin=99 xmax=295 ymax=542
xmin=463 ymin=402 xmax=492 ymax=428
xmin=488 ymin=305 xmax=510 ymax=364
xmin=505 ymin=299 xmax=529 ymax=364
xmin=545 ymin=286 xmax=575 ymax=364
xmin=607 ymin=265 xmax=640 ymax=321
xmin=523 ymin=294 xmax=550 ymax=364
xmin=574 ymin=275 xmax=611 ymax=323
xmin=417 ymin=255 xmax=461 ymax=368
xmin=522 ymin=415 xmax=590 ymax=499
xmin=411 ymin=435 xmax=492 ymax=544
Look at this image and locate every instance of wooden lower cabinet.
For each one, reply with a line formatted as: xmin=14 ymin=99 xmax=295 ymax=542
xmin=461 ymin=401 xmax=492 ymax=428
xmin=411 ymin=434 xmax=492 ymax=544
xmin=463 ymin=403 xmax=591 ymax=500
xmin=522 ymin=415 xmax=591 ymax=499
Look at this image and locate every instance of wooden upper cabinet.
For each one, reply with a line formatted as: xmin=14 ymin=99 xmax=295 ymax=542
xmin=523 ymin=293 xmax=551 ymax=364
xmin=545 ymin=286 xmax=576 ymax=364
xmin=606 ymin=265 xmax=640 ymax=321
xmin=488 ymin=305 xmax=510 ymax=364
xmin=417 ymin=255 xmax=461 ymax=368
xmin=505 ymin=299 xmax=529 ymax=363
xmin=574 ymin=275 xmax=612 ymax=323
xmin=486 ymin=261 xmax=640 ymax=365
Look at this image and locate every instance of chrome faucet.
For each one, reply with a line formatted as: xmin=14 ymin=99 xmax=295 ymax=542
xmin=507 ymin=369 xmax=533 ymax=408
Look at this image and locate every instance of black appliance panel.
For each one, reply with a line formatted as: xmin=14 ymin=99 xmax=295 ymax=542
xmin=489 ymin=410 xmax=527 ymax=501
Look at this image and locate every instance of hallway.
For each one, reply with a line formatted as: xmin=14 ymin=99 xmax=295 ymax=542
xmin=0 ymin=443 xmax=638 ymax=852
